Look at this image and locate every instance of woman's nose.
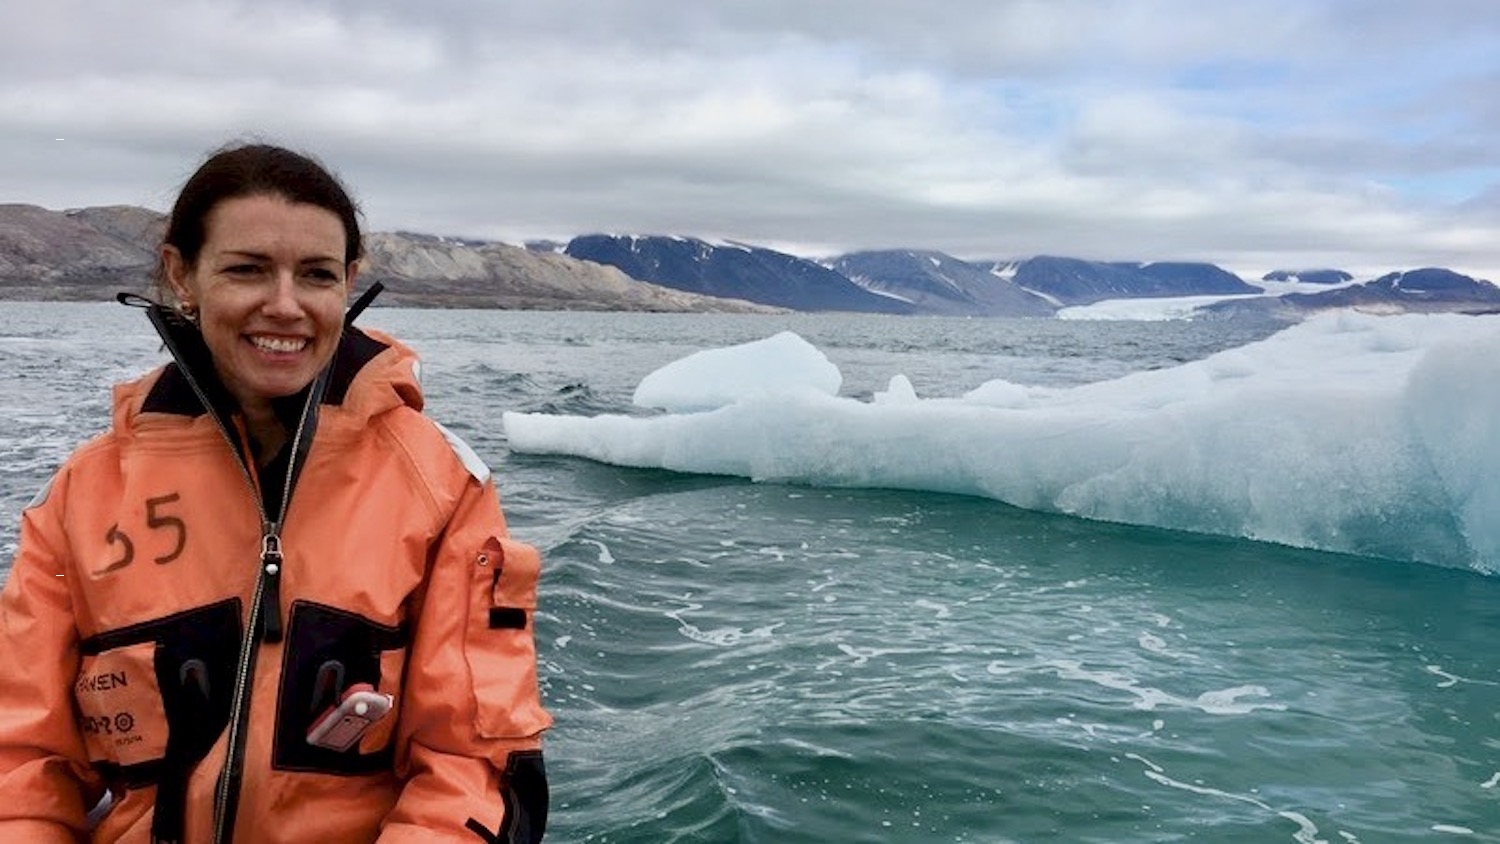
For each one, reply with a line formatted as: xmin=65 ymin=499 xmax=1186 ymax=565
xmin=261 ymin=270 xmax=304 ymax=318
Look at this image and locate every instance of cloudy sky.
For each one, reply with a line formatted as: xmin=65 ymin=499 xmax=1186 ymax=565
xmin=4 ymin=0 xmax=1499 ymax=280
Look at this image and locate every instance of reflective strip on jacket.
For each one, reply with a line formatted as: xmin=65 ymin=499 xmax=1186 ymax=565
xmin=0 ymin=324 xmax=552 ymax=842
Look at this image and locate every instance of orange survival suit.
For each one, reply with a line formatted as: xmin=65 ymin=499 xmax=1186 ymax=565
xmin=0 ymin=299 xmax=551 ymax=842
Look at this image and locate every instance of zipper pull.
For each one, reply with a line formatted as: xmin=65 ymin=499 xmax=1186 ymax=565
xmin=260 ymin=532 xmax=284 ymax=643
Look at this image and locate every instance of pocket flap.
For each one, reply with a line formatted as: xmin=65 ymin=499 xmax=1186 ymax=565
xmin=465 ymin=535 xmax=549 ymax=741
xmin=76 ymin=641 xmax=169 ymax=767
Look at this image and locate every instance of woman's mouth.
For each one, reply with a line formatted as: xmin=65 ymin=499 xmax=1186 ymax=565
xmin=249 ymin=335 xmax=310 ymax=354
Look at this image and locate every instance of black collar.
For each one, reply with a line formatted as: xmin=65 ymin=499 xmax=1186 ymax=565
xmin=139 ymin=319 xmax=389 ymax=420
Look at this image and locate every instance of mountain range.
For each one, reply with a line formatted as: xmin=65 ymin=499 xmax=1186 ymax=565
xmin=4 ymin=203 xmax=1498 ymax=320
xmin=0 ymin=205 xmax=772 ymax=313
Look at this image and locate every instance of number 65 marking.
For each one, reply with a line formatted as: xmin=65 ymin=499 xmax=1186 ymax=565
xmin=96 ymin=493 xmax=187 ymax=574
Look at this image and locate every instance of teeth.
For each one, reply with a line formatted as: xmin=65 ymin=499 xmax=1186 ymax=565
xmin=251 ymin=336 xmax=308 ymax=353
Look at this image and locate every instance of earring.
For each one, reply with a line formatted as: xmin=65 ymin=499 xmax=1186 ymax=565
xmin=180 ymin=302 xmax=198 ymax=322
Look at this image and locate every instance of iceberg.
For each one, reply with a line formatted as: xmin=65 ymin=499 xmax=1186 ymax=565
xmin=504 ymin=312 xmax=1500 ymax=573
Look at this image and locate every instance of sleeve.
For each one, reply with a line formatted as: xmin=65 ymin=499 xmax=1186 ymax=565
xmin=0 ymin=475 xmax=104 ymax=841
xmin=378 ymin=474 xmax=553 ymax=844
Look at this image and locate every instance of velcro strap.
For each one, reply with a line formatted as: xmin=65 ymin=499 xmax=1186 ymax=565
xmin=488 ymin=607 xmax=527 ymax=630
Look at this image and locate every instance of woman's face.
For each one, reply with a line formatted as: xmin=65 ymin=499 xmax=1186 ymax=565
xmin=164 ymin=194 xmax=357 ymax=416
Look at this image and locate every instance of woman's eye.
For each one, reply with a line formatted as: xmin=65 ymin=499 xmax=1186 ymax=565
xmin=304 ymin=268 xmax=342 ymax=285
xmin=224 ymin=264 xmax=262 ymax=277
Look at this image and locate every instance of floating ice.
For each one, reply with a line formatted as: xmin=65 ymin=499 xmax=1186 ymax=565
xmin=632 ymin=330 xmax=840 ymax=412
xmin=504 ymin=311 xmax=1500 ymax=573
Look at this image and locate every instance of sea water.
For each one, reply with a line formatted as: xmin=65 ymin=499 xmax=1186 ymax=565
xmin=1 ymin=303 xmax=1497 ymax=842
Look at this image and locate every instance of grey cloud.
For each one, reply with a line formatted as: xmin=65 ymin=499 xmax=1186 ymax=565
xmin=2 ymin=0 xmax=1499 ymax=280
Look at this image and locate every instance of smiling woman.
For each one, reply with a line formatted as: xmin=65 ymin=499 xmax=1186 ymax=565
xmin=0 ymin=142 xmax=552 ymax=843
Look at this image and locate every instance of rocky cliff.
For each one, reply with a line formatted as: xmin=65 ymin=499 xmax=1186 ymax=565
xmin=830 ymin=249 xmax=1056 ymax=317
xmin=0 ymin=204 xmax=160 ymax=300
xmin=0 ymin=205 xmax=775 ymax=312
xmin=359 ymin=232 xmax=774 ymax=311
xmin=564 ymin=234 xmax=914 ymax=314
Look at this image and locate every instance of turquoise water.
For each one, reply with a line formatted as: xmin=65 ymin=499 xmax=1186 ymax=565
xmin=2 ymin=304 xmax=1497 ymax=842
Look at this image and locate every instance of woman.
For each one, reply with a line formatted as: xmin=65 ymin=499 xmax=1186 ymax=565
xmin=0 ymin=143 xmax=551 ymax=842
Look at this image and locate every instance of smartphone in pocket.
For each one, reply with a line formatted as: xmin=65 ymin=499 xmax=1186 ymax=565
xmin=306 ymin=683 xmax=394 ymax=752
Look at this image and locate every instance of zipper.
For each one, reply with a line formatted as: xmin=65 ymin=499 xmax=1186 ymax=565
xmin=212 ymin=381 xmax=322 ymax=844
xmin=256 ymin=388 xmax=317 ymax=645
xmin=210 ymin=567 xmax=265 ymax=842
xmin=258 ymin=533 xmax=284 ymax=642
xmin=152 ymin=377 xmax=269 ymax=844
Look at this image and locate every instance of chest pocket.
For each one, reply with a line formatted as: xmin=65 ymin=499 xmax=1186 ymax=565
xmin=76 ymin=599 xmax=242 ymax=787
xmin=273 ymin=600 xmax=409 ymax=774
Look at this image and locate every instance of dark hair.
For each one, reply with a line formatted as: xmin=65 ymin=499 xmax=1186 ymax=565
xmin=157 ymin=142 xmax=364 ymax=296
